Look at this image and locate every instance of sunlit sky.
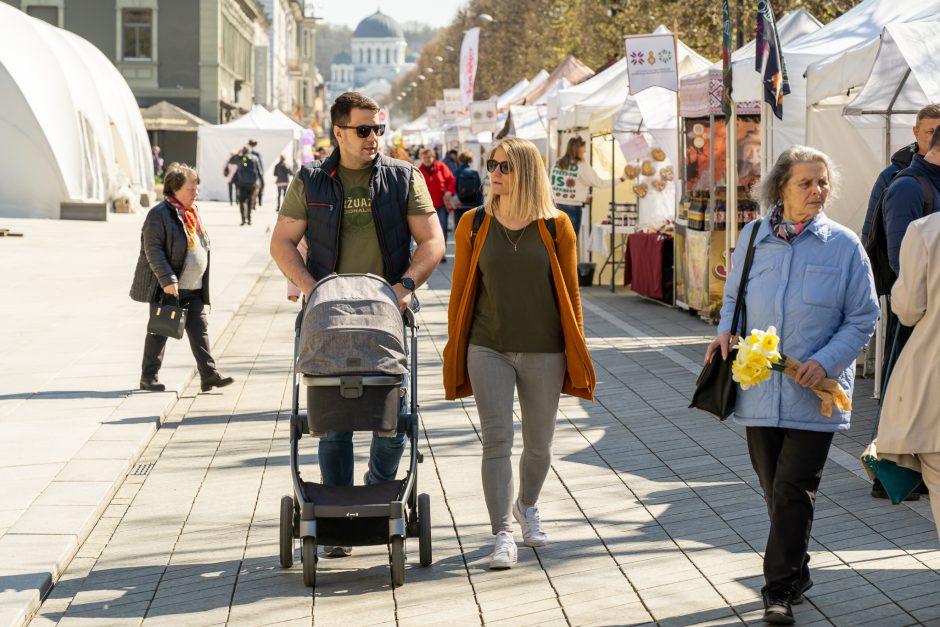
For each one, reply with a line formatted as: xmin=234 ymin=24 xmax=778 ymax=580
xmin=311 ymin=0 xmax=467 ymax=29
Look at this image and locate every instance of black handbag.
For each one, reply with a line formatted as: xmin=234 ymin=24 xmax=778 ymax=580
xmin=689 ymin=219 xmax=762 ymax=420
xmin=148 ymin=293 xmax=187 ymax=339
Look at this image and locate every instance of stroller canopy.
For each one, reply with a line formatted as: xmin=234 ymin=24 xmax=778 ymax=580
xmin=299 ymin=274 xmax=406 ymax=376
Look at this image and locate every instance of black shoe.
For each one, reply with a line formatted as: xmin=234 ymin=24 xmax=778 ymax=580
xmin=916 ymin=481 xmax=930 ymax=495
xmin=762 ymin=590 xmax=794 ymax=624
xmin=440 ymin=256 xmax=448 ymax=263
xmin=201 ymin=373 xmax=234 ymax=392
xmin=790 ymin=579 xmax=813 ymax=605
xmin=872 ymin=478 xmax=920 ymax=500
xmin=140 ymin=378 xmax=165 ymax=392
xmin=323 ymin=546 xmax=352 ymax=558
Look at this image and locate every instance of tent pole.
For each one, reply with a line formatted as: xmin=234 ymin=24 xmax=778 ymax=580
xmin=884 ymin=68 xmax=911 ymax=166
xmin=611 ymin=133 xmax=616 ymax=293
xmin=726 ymin=103 xmax=738 ymax=288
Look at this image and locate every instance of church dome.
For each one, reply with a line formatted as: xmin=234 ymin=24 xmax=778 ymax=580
xmin=332 ymin=51 xmax=352 ymax=65
xmin=352 ymin=11 xmax=404 ymax=39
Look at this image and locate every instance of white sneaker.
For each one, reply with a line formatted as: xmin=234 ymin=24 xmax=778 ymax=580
xmin=489 ymin=531 xmax=517 ymax=570
xmin=513 ymin=499 xmax=548 ymax=547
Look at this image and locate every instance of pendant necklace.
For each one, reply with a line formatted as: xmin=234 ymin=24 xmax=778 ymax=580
xmin=499 ymin=220 xmax=529 ymax=252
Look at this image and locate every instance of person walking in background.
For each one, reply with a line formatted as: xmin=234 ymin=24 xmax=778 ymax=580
xmin=129 ymin=163 xmax=234 ymax=394
xmin=550 ymin=136 xmax=627 ymax=243
xmin=419 ymin=147 xmax=456 ymax=262
xmin=152 ymin=146 xmax=164 ymax=180
xmin=443 ymin=148 xmax=459 ymax=174
xmin=274 ymin=155 xmax=292 ymax=210
xmin=861 ymin=104 xmax=940 ymax=244
xmin=453 ymin=150 xmax=484 ymax=227
xmin=224 ymin=151 xmax=239 ymax=206
xmin=232 ymin=146 xmax=262 ymax=226
xmin=704 ymin=146 xmax=878 ymax=624
xmin=270 ymin=91 xmax=444 ymax=557
xmin=876 ymin=210 xmax=940 ymax=540
xmin=248 ymin=139 xmax=265 ymax=207
xmin=443 ymin=137 xmax=595 ymax=571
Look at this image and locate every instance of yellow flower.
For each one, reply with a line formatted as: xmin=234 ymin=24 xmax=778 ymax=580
xmin=732 ymin=326 xmax=783 ymax=390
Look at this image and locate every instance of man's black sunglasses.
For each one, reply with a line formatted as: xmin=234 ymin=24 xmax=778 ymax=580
xmin=486 ymin=159 xmax=512 ymax=174
xmin=336 ymin=124 xmax=386 ymax=138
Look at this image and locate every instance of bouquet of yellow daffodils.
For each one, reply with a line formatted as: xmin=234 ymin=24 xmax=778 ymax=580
xmin=731 ymin=326 xmax=852 ymax=417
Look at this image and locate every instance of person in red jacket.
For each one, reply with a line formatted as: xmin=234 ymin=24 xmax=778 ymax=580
xmin=419 ymin=148 xmax=456 ymax=261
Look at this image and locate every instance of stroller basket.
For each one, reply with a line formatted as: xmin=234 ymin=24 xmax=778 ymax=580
xmin=303 ymin=374 xmax=403 ymax=433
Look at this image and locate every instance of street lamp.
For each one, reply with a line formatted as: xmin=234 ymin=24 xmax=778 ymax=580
xmin=417 ymin=74 xmax=426 ymax=81
xmin=425 ymin=67 xmax=434 ymax=73
xmin=434 ymin=55 xmax=444 ymax=63
xmin=478 ymin=13 xmax=494 ymax=23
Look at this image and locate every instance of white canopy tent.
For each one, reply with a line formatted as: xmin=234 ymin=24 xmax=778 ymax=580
xmin=800 ymin=4 xmax=940 ymax=233
xmin=0 ymin=4 xmax=152 ymax=219
xmin=547 ymin=59 xmax=627 ymax=121
xmin=496 ymin=78 xmax=531 ymax=111
xmin=197 ymin=105 xmax=299 ymax=201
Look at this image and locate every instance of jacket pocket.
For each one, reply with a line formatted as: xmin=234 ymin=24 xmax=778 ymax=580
xmin=802 ymin=265 xmax=842 ymax=308
xmin=306 ymin=201 xmax=334 ymax=212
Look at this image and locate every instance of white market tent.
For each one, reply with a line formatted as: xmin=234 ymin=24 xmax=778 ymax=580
xmin=548 ymin=59 xmax=626 ymax=122
xmin=197 ymin=105 xmax=300 ymax=201
xmin=496 ymin=78 xmax=531 ymax=110
xmin=0 ymin=4 xmax=152 ymax=219
xmin=798 ymin=2 xmax=940 ymax=232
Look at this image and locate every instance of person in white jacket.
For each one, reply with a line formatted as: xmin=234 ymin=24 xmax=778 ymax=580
xmin=550 ymin=136 xmax=627 ymax=242
xmin=876 ymin=212 xmax=940 ymax=536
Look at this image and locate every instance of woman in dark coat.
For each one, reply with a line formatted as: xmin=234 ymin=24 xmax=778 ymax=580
xmin=129 ymin=163 xmax=234 ymax=393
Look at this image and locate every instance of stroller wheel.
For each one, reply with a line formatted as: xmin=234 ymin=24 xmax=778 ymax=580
xmin=390 ymin=536 xmax=405 ymax=587
xmin=418 ymin=493 xmax=432 ymax=567
xmin=279 ymin=495 xmax=295 ymax=568
xmin=302 ymin=537 xmax=317 ymax=587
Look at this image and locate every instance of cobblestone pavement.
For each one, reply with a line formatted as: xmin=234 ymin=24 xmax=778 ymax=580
xmin=28 ymin=256 xmax=940 ymax=626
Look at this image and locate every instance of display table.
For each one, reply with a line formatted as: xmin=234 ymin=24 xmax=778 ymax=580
xmin=623 ymin=231 xmax=673 ymax=302
xmin=588 ymin=222 xmax=637 ymax=256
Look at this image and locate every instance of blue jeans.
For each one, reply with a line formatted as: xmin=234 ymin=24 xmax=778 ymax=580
xmin=557 ymin=204 xmax=582 ymax=239
xmin=318 ymin=371 xmax=411 ymax=486
xmin=436 ymin=206 xmax=449 ymax=241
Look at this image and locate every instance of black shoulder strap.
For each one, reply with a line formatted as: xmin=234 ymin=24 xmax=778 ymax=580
xmin=544 ymin=216 xmax=557 ymax=247
xmin=469 ymin=207 xmax=486 ymax=249
xmin=730 ymin=219 xmax=762 ymax=336
xmin=913 ymin=174 xmax=934 ymax=216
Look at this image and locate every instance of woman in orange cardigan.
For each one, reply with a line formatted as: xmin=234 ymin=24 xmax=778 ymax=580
xmin=443 ymin=137 xmax=595 ymax=570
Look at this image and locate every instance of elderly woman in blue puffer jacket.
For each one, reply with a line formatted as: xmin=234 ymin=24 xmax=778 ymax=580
xmin=704 ymin=146 xmax=879 ymax=624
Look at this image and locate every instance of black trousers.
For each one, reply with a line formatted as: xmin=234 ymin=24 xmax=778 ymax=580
xmin=236 ymin=185 xmax=256 ymax=224
xmin=746 ymin=426 xmax=833 ymax=594
xmin=276 ymin=185 xmax=287 ymax=209
xmin=142 ymin=289 xmax=217 ymax=381
xmin=228 ymin=181 xmax=234 ymax=204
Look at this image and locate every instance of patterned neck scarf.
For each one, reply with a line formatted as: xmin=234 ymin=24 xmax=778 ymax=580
xmin=166 ymin=195 xmax=203 ymax=250
xmin=769 ymin=205 xmax=809 ymax=242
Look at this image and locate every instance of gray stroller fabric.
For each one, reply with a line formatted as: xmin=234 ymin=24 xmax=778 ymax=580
xmin=299 ymin=273 xmax=406 ymax=376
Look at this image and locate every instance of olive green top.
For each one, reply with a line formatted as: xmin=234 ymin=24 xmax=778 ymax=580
xmin=278 ymin=164 xmax=434 ymax=276
xmin=469 ymin=219 xmax=565 ymax=353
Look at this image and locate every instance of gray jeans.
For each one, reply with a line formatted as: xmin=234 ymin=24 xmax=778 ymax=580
xmin=466 ymin=344 xmax=566 ymax=534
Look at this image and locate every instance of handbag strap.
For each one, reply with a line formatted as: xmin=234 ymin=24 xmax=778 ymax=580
xmin=871 ymin=321 xmax=903 ymax=439
xmin=729 ymin=219 xmax=763 ymax=335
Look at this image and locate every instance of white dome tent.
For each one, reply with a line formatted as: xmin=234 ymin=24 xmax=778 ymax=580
xmin=0 ymin=4 xmax=152 ymax=219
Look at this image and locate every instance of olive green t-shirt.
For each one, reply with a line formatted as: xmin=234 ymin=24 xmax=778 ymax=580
xmin=278 ymin=164 xmax=435 ymax=275
xmin=469 ymin=220 xmax=565 ymax=353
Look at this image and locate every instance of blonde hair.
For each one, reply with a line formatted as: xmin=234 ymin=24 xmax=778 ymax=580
xmin=485 ymin=137 xmax=557 ymax=221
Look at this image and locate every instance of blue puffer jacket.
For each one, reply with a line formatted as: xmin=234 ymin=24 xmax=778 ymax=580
xmin=883 ymin=154 xmax=940 ymax=274
xmin=717 ymin=215 xmax=879 ymax=432
xmin=860 ymin=143 xmax=915 ymax=245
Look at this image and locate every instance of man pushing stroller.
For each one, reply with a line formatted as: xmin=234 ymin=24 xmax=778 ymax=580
xmin=270 ymin=92 xmax=445 ymax=557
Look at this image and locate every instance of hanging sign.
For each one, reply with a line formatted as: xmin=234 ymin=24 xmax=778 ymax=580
xmin=624 ymin=33 xmax=679 ymax=95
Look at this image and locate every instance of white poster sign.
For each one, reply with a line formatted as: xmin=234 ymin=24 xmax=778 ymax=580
xmin=624 ymin=33 xmax=679 ymax=95
xmin=469 ymin=100 xmax=498 ymax=133
xmin=426 ymin=105 xmax=442 ymax=128
xmin=459 ymin=27 xmax=480 ymax=109
xmin=443 ymin=88 xmax=463 ymax=121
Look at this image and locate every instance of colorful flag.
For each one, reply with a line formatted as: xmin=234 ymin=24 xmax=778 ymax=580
xmin=756 ymin=0 xmax=790 ymax=120
xmin=459 ymin=27 xmax=480 ymax=110
xmin=721 ymin=0 xmax=733 ymax=117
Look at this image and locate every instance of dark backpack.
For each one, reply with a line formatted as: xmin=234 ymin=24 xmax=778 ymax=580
xmin=866 ymin=170 xmax=934 ymax=297
xmin=470 ymin=207 xmax=556 ymax=250
xmin=455 ymin=167 xmax=483 ymax=204
xmin=233 ymin=155 xmax=259 ymax=186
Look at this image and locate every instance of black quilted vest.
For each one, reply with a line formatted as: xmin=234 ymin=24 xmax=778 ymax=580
xmin=298 ymin=151 xmax=413 ymax=285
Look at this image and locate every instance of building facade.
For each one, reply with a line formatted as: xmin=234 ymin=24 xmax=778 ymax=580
xmin=3 ymin=0 xmax=321 ymax=125
xmin=326 ymin=10 xmax=414 ymax=106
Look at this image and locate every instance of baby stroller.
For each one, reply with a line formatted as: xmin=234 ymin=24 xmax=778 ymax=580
xmin=278 ymin=273 xmax=431 ymax=587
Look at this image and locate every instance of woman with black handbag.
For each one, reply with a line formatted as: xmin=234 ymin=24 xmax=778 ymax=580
xmin=702 ymin=147 xmax=878 ymax=624
xmin=129 ymin=163 xmax=234 ymax=393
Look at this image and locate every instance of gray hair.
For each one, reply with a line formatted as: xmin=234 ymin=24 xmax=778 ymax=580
xmin=753 ymin=145 xmax=840 ymax=209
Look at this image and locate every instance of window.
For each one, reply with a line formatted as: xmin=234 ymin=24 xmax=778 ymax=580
xmin=122 ymin=8 xmax=153 ymax=60
xmin=26 ymin=5 xmax=59 ymax=25
xmin=385 ymin=48 xmax=390 ymax=65
xmin=366 ymin=48 xmax=371 ymax=65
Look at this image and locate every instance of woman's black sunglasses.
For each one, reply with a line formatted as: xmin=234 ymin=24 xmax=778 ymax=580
xmin=486 ymin=159 xmax=512 ymax=174
xmin=337 ymin=124 xmax=386 ymax=138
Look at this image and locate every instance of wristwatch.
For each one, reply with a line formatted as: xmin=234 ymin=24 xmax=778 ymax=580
xmin=400 ymin=277 xmax=416 ymax=292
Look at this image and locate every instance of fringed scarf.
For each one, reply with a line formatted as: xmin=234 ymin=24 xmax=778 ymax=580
xmin=166 ymin=195 xmax=204 ymax=250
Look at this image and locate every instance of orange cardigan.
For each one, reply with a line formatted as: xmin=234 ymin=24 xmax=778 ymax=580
xmin=442 ymin=209 xmax=596 ymax=401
